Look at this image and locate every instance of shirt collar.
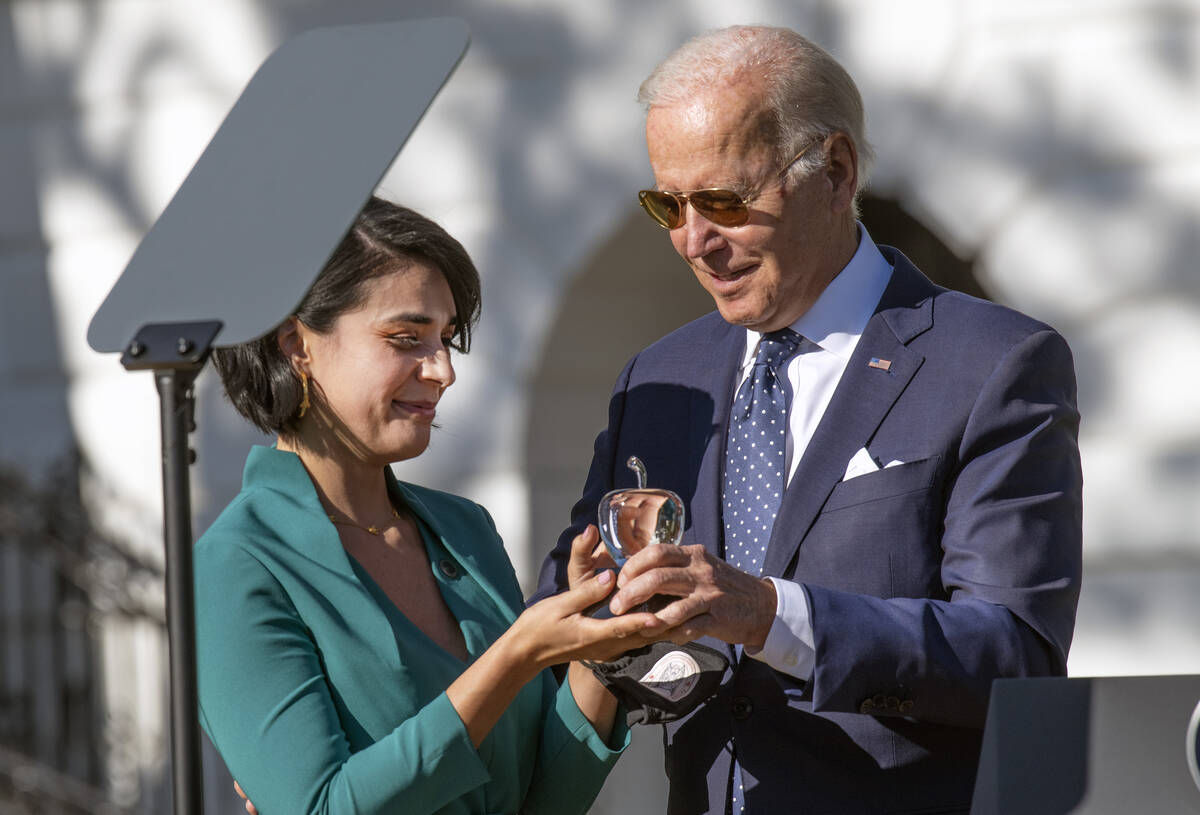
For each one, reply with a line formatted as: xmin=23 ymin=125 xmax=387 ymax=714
xmin=742 ymin=223 xmax=894 ymax=365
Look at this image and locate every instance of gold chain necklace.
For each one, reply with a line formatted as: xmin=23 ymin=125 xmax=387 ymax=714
xmin=328 ymin=506 xmax=401 ymax=536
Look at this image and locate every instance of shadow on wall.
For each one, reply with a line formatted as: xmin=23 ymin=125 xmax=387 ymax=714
xmin=0 ymin=6 xmax=141 ymax=812
xmin=0 ymin=8 xmax=75 ymax=474
xmin=860 ymin=197 xmax=988 ymax=301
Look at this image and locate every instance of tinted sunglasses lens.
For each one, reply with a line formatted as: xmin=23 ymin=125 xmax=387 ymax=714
xmin=639 ymin=190 xmax=683 ymax=229
xmin=690 ymin=190 xmax=749 ymax=226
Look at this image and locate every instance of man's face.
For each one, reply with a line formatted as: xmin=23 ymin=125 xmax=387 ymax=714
xmin=645 ymin=81 xmax=845 ymax=332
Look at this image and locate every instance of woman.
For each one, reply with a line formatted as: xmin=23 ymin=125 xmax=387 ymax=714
xmin=196 ymin=197 xmax=660 ymax=815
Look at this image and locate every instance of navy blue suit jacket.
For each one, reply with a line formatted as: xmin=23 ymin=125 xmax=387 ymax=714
xmin=534 ymin=247 xmax=1083 ymax=814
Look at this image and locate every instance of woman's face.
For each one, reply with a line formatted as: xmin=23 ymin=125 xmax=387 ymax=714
xmin=296 ymin=260 xmax=458 ymax=465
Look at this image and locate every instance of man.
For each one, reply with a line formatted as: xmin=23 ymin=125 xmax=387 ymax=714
xmin=534 ymin=25 xmax=1082 ymax=815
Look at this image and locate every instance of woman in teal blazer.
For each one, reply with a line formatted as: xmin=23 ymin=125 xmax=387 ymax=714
xmin=196 ymin=198 xmax=661 ymax=814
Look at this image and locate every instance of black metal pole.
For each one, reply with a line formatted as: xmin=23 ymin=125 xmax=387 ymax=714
xmin=155 ymin=367 xmax=203 ymax=815
xmin=121 ymin=321 xmax=219 ymax=815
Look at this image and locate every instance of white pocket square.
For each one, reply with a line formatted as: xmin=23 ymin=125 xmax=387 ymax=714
xmin=842 ymin=447 xmax=905 ymax=481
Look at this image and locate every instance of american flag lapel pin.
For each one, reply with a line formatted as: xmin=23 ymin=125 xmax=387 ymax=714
xmin=868 ymin=357 xmax=892 ymax=372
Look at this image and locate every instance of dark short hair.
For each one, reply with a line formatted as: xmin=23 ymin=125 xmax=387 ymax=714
xmin=212 ymin=197 xmax=482 ymax=436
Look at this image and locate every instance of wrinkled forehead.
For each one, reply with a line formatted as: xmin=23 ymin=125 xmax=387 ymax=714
xmin=646 ymin=88 xmax=778 ymax=189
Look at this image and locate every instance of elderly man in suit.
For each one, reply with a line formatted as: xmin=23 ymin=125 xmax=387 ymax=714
xmin=534 ymin=24 xmax=1082 ymax=815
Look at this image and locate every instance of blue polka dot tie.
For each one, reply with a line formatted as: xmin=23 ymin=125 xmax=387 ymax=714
xmin=723 ymin=328 xmax=800 ymax=815
xmin=723 ymin=328 xmax=801 ymax=577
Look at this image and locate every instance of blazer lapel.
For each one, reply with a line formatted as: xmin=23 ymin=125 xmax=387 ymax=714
xmin=394 ymin=481 xmax=519 ymax=625
xmin=246 ymin=447 xmax=406 ymax=672
xmin=761 ymin=252 xmax=937 ymax=578
xmin=686 ymin=317 xmax=743 ymax=560
xmin=246 ymin=446 xmax=363 ymax=583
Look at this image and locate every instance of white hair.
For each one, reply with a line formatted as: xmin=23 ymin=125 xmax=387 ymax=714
xmin=638 ymin=25 xmax=875 ymax=205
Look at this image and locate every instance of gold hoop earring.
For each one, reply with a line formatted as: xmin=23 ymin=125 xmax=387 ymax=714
xmin=298 ymin=371 xmax=310 ymax=419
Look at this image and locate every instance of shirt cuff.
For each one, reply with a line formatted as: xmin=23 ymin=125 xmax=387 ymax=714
xmin=744 ymin=578 xmax=815 ymax=681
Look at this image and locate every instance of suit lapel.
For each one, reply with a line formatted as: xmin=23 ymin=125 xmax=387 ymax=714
xmin=392 ymin=481 xmax=519 ymax=624
xmin=246 ymin=447 xmax=407 ymax=673
xmin=761 ymin=252 xmax=938 ymax=578
xmin=686 ymin=316 xmax=743 ymax=560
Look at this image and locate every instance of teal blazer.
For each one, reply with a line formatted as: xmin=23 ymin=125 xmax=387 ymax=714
xmin=195 ymin=446 xmax=627 ymax=815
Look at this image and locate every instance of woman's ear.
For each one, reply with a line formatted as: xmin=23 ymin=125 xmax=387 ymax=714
xmin=276 ymin=317 xmax=309 ymax=371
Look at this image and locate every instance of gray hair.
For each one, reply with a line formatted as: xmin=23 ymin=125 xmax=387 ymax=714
xmin=637 ymin=25 xmax=875 ymax=205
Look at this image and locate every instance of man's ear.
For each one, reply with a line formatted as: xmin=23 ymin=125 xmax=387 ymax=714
xmin=824 ymin=132 xmax=859 ymax=215
xmin=276 ymin=317 xmax=309 ymax=370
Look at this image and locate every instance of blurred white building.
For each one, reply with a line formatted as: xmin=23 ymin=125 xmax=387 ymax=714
xmin=1 ymin=1 xmax=1198 ymax=812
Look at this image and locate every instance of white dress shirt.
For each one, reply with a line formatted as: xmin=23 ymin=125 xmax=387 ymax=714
xmin=736 ymin=224 xmax=894 ymax=680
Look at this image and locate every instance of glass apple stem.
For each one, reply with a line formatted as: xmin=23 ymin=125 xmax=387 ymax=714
xmin=626 ymin=456 xmax=648 ymax=489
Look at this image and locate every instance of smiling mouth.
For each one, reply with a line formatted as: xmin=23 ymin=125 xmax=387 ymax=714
xmin=392 ymin=400 xmax=437 ymax=420
xmin=706 ymin=264 xmax=757 ymax=284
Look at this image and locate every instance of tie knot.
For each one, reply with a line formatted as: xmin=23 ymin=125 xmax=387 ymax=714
xmin=754 ymin=328 xmax=802 ymax=371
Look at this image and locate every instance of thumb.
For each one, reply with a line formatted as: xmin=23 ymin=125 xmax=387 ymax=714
xmin=567 ymin=525 xmax=602 ymax=586
xmin=562 ymin=568 xmax=616 ymax=614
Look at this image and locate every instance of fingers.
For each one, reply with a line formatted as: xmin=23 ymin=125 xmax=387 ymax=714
xmin=644 ymin=595 xmax=714 ymax=634
xmin=578 ymin=611 xmax=673 ymax=661
xmin=566 ymin=525 xmax=603 ymax=588
xmin=615 ymin=542 xmax=697 ymax=587
xmin=523 ymin=572 xmax=668 ymax=664
xmin=233 ymin=781 xmax=257 ymax=815
xmin=563 ymin=572 xmax=679 ymax=636
xmin=561 ymin=573 xmax=667 ymax=634
xmin=599 ymin=609 xmax=664 ymax=640
xmin=640 ymin=610 xmax=715 ymax=645
xmin=610 ymin=546 xmax=717 ymax=615
xmin=559 ymin=567 xmax=617 ymax=615
xmin=586 ymin=534 xmax=618 ymax=573
xmin=606 ymin=544 xmax=775 ymax=646
xmin=568 ymin=524 xmax=598 ymax=562
xmin=590 ymin=545 xmax=618 ymax=573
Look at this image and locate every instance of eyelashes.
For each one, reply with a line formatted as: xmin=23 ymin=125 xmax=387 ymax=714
xmin=385 ymin=334 xmax=456 ymax=351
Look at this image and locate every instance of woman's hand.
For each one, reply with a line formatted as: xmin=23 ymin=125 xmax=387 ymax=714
xmin=447 ymin=525 xmax=670 ymax=748
xmin=447 ymin=530 xmax=661 ymax=747
xmin=511 ymin=531 xmax=665 ymax=669
xmin=566 ymin=524 xmax=617 ymax=591
xmin=233 ymin=780 xmax=258 ymax=815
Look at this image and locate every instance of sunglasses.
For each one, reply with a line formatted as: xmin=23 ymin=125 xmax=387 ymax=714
xmin=637 ymin=139 xmax=822 ymax=230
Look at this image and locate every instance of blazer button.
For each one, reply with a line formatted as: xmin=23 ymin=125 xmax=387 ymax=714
xmin=732 ymin=696 xmax=754 ymax=720
xmin=859 ymin=698 xmax=876 ymax=714
xmin=885 ymin=696 xmax=901 ymax=711
xmin=898 ymin=700 xmax=914 ymax=714
xmin=438 ymin=559 xmax=460 ymax=579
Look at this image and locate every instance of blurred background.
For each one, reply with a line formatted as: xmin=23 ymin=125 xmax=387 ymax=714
xmin=1 ymin=0 xmax=1198 ymax=812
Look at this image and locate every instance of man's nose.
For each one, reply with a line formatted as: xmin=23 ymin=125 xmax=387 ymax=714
xmin=681 ymin=207 xmax=726 ymax=258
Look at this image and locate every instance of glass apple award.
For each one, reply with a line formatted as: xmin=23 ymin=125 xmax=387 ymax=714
xmin=597 ymin=456 xmax=685 ymax=567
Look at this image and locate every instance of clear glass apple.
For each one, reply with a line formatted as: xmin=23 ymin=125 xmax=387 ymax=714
xmin=597 ymin=456 xmax=685 ymax=567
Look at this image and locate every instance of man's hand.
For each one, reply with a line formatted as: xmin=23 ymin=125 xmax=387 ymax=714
xmin=607 ymin=543 xmax=778 ymax=648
